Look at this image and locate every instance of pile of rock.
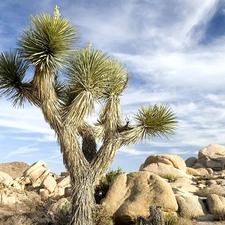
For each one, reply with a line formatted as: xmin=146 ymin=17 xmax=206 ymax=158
xmin=1 ymin=143 xmax=225 ymax=225
xmin=187 ymin=144 xmax=225 ymax=171
xmin=0 ymin=160 xmax=71 ymax=206
xmin=19 ymin=161 xmax=71 ymax=200
xmin=101 ymin=144 xmax=225 ymax=224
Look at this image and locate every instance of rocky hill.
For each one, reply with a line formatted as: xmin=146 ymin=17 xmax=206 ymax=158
xmin=0 ymin=162 xmax=29 ymax=179
xmin=1 ymin=144 xmax=225 ymax=224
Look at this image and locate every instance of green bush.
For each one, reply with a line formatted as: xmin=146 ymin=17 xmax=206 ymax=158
xmin=95 ymin=167 xmax=123 ymax=202
xmin=164 ymin=174 xmax=178 ymax=183
xmin=164 ymin=213 xmax=177 ymax=225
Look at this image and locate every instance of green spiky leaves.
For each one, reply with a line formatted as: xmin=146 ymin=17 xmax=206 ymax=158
xmin=66 ymin=45 xmax=111 ymax=99
xmin=66 ymin=44 xmax=128 ymax=100
xmin=0 ymin=51 xmax=29 ymax=106
xmin=17 ymin=9 xmax=77 ymax=73
xmin=63 ymin=44 xmax=129 ymax=125
xmin=134 ymin=104 xmax=177 ymax=140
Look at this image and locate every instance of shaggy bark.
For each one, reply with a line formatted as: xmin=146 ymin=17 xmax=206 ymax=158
xmin=70 ymin=171 xmax=95 ymax=225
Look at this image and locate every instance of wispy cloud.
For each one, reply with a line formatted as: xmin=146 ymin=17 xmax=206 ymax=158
xmin=4 ymin=144 xmax=40 ymax=159
xmin=0 ymin=100 xmax=56 ymax=142
xmin=0 ymin=0 xmax=224 ymax=174
xmin=118 ymin=147 xmax=157 ymax=156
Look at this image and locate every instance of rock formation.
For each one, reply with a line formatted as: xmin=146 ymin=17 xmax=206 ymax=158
xmin=102 ymin=172 xmax=178 ymax=224
xmin=1 ymin=143 xmax=225 ymax=224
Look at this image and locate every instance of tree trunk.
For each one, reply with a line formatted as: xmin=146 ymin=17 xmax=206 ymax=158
xmin=70 ymin=172 xmax=95 ymax=225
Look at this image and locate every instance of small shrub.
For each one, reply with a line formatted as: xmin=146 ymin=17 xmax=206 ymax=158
xmin=51 ymin=202 xmax=114 ymax=225
xmin=0 ymin=183 xmax=9 ymax=190
xmin=23 ymin=197 xmax=43 ymax=212
xmin=0 ymin=214 xmax=34 ymax=225
xmin=164 ymin=174 xmax=178 ymax=183
xmin=93 ymin=205 xmax=114 ymax=225
xmin=52 ymin=202 xmax=72 ymax=225
xmin=164 ymin=213 xmax=177 ymax=225
xmin=95 ymin=167 xmax=123 ymax=202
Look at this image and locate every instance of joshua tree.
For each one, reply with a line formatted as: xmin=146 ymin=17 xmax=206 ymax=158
xmin=0 ymin=6 xmax=177 ymax=225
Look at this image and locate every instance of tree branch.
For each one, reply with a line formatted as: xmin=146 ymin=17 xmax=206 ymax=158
xmin=78 ymin=123 xmax=97 ymax=163
xmin=32 ymin=68 xmax=63 ymax=135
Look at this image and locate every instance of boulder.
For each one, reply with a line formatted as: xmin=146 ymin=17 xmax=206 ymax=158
xmin=50 ymin=176 xmax=70 ymax=199
xmin=197 ymin=144 xmax=225 ymax=171
xmin=205 ymin=184 xmax=225 ymax=196
xmin=39 ymin=188 xmax=49 ymax=201
xmin=139 ymin=164 xmax=144 ymax=171
xmin=141 ymin=163 xmax=190 ymax=179
xmin=102 ymin=171 xmax=178 ymax=224
xmin=185 ymin=157 xmax=198 ymax=167
xmin=15 ymin=176 xmax=31 ymax=185
xmin=57 ymin=175 xmax=70 ymax=188
xmin=60 ymin=172 xmax=69 ymax=177
xmin=23 ymin=161 xmax=47 ymax=184
xmin=38 ymin=169 xmax=51 ymax=182
xmin=169 ymin=177 xmax=198 ymax=194
xmin=64 ymin=187 xmax=72 ymax=197
xmin=195 ymin=168 xmax=211 ymax=177
xmin=0 ymin=193 xmax=17 ymax=205
xmin=187 ymin=167 xmax=200 ymax=176
xmin=0 ymin=171 xmax=14 ymax=186
xmin=207 ymin=194 xmax=225 ymax=215
xmin=176 ymin=193 xmax=207 ymax=219
xmin=142 ymin=154 xmax=187 ymax=173
xmin=52 ymin=186 xmax=65 ymax=200
xmin=41 ymin=175 xmax=57 ymax=193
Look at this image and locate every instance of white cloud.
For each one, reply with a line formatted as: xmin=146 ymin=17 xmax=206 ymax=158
xmin=0 ymin=100 xmax=56 ymax=142
xmin=206 ymin=94 xmax=225 ymax=106
xmin=4 ymin=144 xmax=40 ymax=159
xmin=118 ymin=146 xmax=157 ymax=156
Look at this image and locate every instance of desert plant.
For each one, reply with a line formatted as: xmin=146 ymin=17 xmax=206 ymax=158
xmin=164 ymin=174 xmax=178 ymax=183
xmin=95 ymin=167 xmax=123 ymax=202
xmin=92 ymin=205 xmax=114 ymax=225
xmin=0 ymin=183 xmax=9 ymax=190
xmin=164 ymin=213 xmax=177 ymax=225
xmin=0 ymin=214 xmax=34 ymax=225
xmin=53 ymin=202 xmax=73 ymax=225
xmin=0 ymin=6 xmax=177 ymax=225
xmin=50 ymin=202 xmax=114 ymax=225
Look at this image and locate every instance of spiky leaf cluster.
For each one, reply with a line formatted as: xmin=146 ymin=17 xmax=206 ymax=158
xmin=0 ymin=51 xmax=29 ymax=106
xmin=65 ymin=46 xmax=111 ymax=100
xmin=134 ymin=104 xmax=177 ymax=139
xmin=17 ymin=11 xmax=77 ymax=72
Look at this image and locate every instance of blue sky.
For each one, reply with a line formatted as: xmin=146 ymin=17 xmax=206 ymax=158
xmin=0 ymin=0 xmax=225 ymax=175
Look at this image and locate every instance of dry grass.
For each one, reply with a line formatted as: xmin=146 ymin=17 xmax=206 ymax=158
xmin=164 ymin=174 xmax=178 ymax=183
xmin=93 ymin=205 xmax=114 ymax=225
xmin=164 ymin=213 xmax=177 ymax=225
